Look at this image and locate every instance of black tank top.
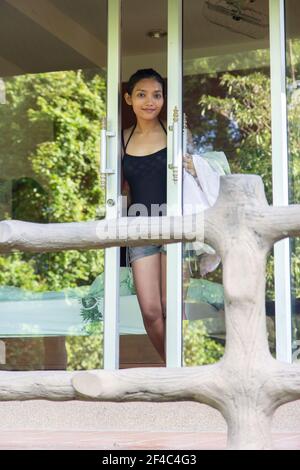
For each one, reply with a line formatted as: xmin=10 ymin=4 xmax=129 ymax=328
xmin=122 ymin=119 xmax=167 ymax=217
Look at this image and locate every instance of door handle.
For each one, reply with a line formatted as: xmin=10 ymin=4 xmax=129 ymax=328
xmin=100 ymin=117 xmax=115 ymax=189
xmin=168 ymin=106 xmax=179 ymax=182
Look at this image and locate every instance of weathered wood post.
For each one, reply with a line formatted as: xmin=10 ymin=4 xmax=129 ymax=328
xmin=0 ymin=174 xmax=299 ymax=450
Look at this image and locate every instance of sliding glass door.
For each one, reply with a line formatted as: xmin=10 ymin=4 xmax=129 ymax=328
xmin=181 ymin=0 xmax=274 ymax=365
xmin=113 ymin=0 xmax=276 ymax=369
xmin=285 ymin=0 xmax=300 ymax=362
xmin=0 ymin=0 xmax=294 ymax=372
xmin=0 ymin=0 xmax=107 ymax=370
xmin=118 ymin=0 xmax=168 ymax=368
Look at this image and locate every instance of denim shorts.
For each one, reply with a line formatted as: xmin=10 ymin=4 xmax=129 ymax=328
xmin=126 ymin=244 xmax=167 ymax=266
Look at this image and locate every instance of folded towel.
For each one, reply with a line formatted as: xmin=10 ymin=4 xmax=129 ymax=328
xmin=183 ymin=151 xmax=231 ymax=275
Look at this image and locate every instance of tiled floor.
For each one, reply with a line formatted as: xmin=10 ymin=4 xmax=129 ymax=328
xmin=0 ymin=431 xmax=299 ymax=450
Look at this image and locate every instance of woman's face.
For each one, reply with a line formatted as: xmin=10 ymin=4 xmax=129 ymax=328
xmin=124 ymin=78 xmax=164 ymax=121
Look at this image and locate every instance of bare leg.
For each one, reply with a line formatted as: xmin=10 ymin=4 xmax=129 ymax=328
xmin=160 ymin=252 xmax=167 ymax=356
xmin=160 ymin=252 xmax=167 ymax=319
xmin=161 ymin=252 xmax=187 ymax=323
xmin=132 ymin=253 xmax=166 ymax=362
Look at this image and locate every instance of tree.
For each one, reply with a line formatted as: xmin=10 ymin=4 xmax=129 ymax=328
xmin=0 ymin=70 xmax=106 ymax=291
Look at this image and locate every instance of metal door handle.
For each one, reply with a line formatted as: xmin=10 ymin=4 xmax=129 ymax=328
xmin=168 ymin=106 xmax=179 ymax=182
xmin=100 ymin=117 xmax=115 ymax=189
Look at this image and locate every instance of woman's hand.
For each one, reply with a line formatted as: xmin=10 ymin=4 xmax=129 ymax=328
xmin=183 ymin=154 xmax=197 ymax=177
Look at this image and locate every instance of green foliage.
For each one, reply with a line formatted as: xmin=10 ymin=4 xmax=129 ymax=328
xmin=0 ymin=69 xmax=106 ymax=291
xmin=64 ymin=320 xmax=224 ymax=370
xmin=199 ymin=72 xmax=272 ymax=202
xmin=183 ymin=320 xmax=224 ymax=366
xmin=2 ymin=63 xmax=299 ymax=367
xmin=197 ymin=71 xmax=276 ymax=301
xmin=0 ymin=252 xmax=44 ymax=291
xmin=27 ymin=71 xmax=106 ymax=221
xmin=66 ymin=323 xmax=104 ymax=370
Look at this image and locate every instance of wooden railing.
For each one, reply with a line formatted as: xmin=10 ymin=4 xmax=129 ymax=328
xmin=0 ymin=174 xmax=299 ymax=450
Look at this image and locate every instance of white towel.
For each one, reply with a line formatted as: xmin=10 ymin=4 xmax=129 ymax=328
xmin=183 ymin=151 xmax=230 ymax=275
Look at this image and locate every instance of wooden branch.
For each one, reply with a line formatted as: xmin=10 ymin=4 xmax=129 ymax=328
xmin=267 ymin=363 xmax=300 ymax=406
xmin=0 ymin=213 xmax=207 ymax=253
xmin=72 ymin=364 xmax=223 ymax=407
xmin=0 ymin=365 xmax=223 ymax=409
xmin=0 ymin=371 xmax=75 ymax=401
xmin=257 ymin=206 xmax=300 ymax=244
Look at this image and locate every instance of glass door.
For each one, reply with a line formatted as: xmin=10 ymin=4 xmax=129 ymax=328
xmin=165 ymin=0 xmax=183 ymax=367
xmin=285 ymin=0 xmax=300 ymax=362
xmin=102 ymin=0 xmax=278 ymax=370
xmin=0 ymin=0 xmax=108 ymax=371
xmin=181 ymin=0 xmax=273 ymax=365
xmin=102 ymin=0 xmax=121 ymax=370
xmin=119 ymin=0 xmax=168 ymax=368
xmin=116 ymin=0 xmax=273 ymax=369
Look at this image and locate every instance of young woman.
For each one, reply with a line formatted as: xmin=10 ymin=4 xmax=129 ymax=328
xmin=121 ymin=68 xmax=195 ymax=363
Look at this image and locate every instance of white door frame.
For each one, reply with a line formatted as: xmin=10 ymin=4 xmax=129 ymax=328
xmin=103 ymin=0 xmax=122 ymax=370
xmin=269 ymin=0 xmax=292 ymax=363
xmin=103 ymin=0 xmax=293 ymax=368
xmin=166 ymin=0 xmax=183 ymax=368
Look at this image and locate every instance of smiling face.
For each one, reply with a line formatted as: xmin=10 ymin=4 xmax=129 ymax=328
xmin=124 ymin=78 xmax=164 ymax=121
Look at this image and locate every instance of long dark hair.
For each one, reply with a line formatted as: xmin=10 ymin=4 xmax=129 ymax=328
xmin=126 ymin=68 xmax=165 ymax=97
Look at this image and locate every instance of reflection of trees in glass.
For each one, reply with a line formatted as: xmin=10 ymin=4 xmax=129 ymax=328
xmin=184 ymin=69 xmax=275 ymax=299
xmin=65 ymin=321 xmax=224 ymax=370
xmin=286 ymin=39 xmax=300 ymax=86
xmin=198 ymin=72 xmax=272 ymax=201
xmin=185 ymin=49 xmax=269 ymax=78
xmin=66 ymin=323 xmax=104 ymax=370
xmin=0 ymin=70 xmax=106 ymax=291
xmin=286 ymin=38 xmax=300 ymax=347
xmin=184 ymin=68 xmax=281 ymax=354
xmin=183 ymin=320 xmax=224 ymax=367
